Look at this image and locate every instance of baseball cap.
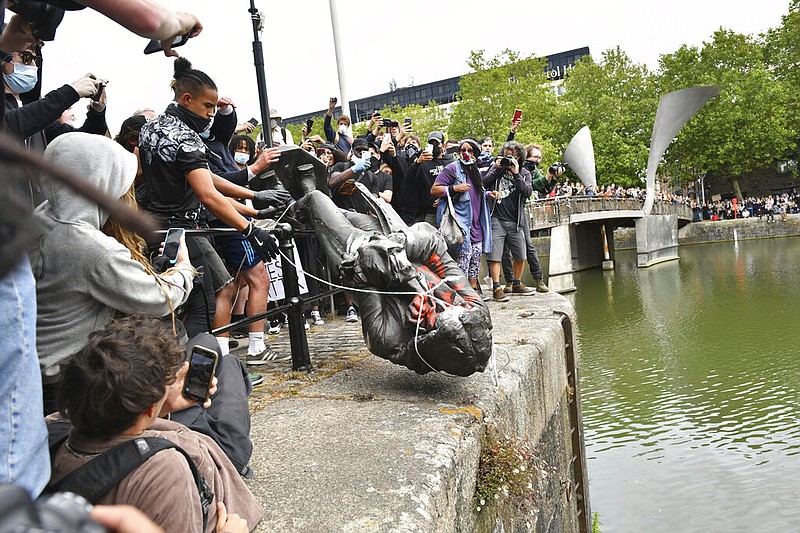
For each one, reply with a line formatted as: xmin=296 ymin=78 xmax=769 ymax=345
xmin=427 ymin=131 xmax=444 ymax=144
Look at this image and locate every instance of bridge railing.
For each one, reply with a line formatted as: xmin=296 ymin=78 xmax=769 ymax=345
xmin=528 ymin=196 xmax=692 ymax=230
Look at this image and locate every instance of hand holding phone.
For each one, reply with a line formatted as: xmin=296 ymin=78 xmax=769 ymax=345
xmin=247 ymin=117 xmax=259 ymax=126
xmin=183 ymin=345 xmax=219 ymax=403
xmin=512 ymin=109 xmax=523 ymax=123
xmin=144 ymin=31 xmax=193 ymax=55
xmin=160 ymin=228 xmax=185 ymax=266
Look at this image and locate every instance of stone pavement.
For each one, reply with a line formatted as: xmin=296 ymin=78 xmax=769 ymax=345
xmin=233 ymin=291 xmax=585 ymax=532
xmin=230 ymin=313 xmax=373 ymax=412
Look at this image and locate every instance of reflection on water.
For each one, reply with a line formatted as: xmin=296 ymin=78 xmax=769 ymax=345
xmin=569 ymin=237 xmax=800 ymax=532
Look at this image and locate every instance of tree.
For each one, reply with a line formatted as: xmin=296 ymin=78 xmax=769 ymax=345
xmin=656 ymin=29 xmax=795 ymax=199
xmin=447 ymin=49 xmax=558 ymax=150
xmin=555 ymin=47 xmax=658 ymax=187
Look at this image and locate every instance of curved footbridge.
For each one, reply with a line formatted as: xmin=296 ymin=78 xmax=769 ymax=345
xmin=529 ymin=197 xmax=693 ymax=292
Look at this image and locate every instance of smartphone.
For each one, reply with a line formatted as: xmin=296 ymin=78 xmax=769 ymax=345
xmin=144 ymin=31 xmax=193 ymax=55
xmin=404 ymin=118 xmax=412 ymax=127
xmin=305 ymin=118 xmax=314 ymax=132
xmin=160 ymin=228 xmax=184 ymax=266
xmin=382 ymin=132 xmax=391 ymax=144
xmin=247 ymin=117 xmax=259 ymax=126
xmin=182 ymin=345 xmax=219 ymax=403
xmin=425 ymin=143 xmax=434 ymax=154
xmin=512 ymin=109 xmax=523 ymax=122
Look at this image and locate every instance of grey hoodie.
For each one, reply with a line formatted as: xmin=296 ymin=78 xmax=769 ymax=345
xmin=28 ymin=133 xmax=195 ymax=374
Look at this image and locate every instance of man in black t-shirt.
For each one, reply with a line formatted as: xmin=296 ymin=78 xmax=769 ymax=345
xmin=481 ymin=141 xmax=533 ymax=301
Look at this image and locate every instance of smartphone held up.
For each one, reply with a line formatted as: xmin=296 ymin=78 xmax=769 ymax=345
xmin=183 ymin=345 xmax=218 ymax=403
xmin=160 ymin=228 xmax=184 ymax=266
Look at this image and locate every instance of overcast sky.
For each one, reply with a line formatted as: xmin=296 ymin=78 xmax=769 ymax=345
xmin=29 ymin=0 xmax=791 ymax=134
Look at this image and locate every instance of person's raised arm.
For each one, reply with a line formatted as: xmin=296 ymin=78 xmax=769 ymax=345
xmin=77 ymin=0 xmax=202 ymax=57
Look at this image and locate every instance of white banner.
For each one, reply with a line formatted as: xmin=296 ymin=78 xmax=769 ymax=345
xmin=265 ymin=238 xmax=309 ymax=301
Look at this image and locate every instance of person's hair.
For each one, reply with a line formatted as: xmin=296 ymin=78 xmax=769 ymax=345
xmin=170 ymin=57 xmax=217 ymax=98
xmin=102 ymin=185 xmax=152 ymax=274
xmin=337 ymin=115 xmax=351 ymax=126
xmin=402 ymin=134 xmax=420 ymax=147
xmin=58 ymin=315 xmax=184 ymax=439
xmin=114 ymin=115 xmax=147 ymax=153
xmin=480 ymin=136 xmax=494 ymax=146
xmin=501 ymin=140 xmax=526 ymax=161
xmin=526 ymin=143 xmax=543 ymax=155
xmin=229 ymin=134 xmax=256 ymax=164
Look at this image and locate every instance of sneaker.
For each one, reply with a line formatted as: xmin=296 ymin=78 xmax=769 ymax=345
xmin=502 ymin=282 xmax=513 ymax=294
xmin=228 ymin=339 xmax=240 ymax=350
xmin=245 ymin=345 xmax=290 ymax=365
xmin=304 ymin=321 xmax=310 ymax=331
xmin=231 ymin=329 xmax=247 ymax=339
xmin=311 ymin=310 xmax=325 ymax=326
xmin=493 ymin=287 xmax=510 ymax=302
xmin=267 ymin=319 xmax=281 ymax=335
xmin=533 ymin=278 xmax=550 ymax=293
xmin=249 ymin=373 xmax=264 ymax=386
xmin=511 ymin=282 xmax=535 ymax=295
xmin=345 ymin=306 xmax=359 ymax=323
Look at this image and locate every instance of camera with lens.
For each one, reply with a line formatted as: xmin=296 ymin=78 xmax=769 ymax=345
xmin=499 ymin=156 xmax=514 ymax=167
xmin=7 ymin=0 xmax=82 ymax=42
xmin=0 ymin=485 xmax=108 ymax=532
xmin=382 ymin=118 xmax=399 ymax=129
xmin=548 ymin=161 xmax=568 ymax=175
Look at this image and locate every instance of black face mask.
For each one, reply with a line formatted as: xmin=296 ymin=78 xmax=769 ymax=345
xmin=523 ymin=160 xmax=538 ymax=172
xmin=405 ymin=144 xmax=419 ymax=159
xmin=370 ymin=156 xmax=380 ymax=171
xmin=166 ymin=102 xmax=212 ymax=134
xmin=432 ymin=145 xmax=442 ymax=158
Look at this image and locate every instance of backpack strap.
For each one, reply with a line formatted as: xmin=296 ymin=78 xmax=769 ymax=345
xmin=50 ymin=436 xmax=213 ymax=532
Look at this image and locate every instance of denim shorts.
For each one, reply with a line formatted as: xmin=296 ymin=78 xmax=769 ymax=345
xmin=487 ymin=218 xmax=527 ymax=262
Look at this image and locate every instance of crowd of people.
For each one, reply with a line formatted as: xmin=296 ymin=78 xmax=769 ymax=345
xmin=2 ymin=1 xmax=791 ymax=531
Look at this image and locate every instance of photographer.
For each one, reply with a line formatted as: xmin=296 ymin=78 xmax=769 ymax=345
xmin=410 ymin=130 xmax=450 ymax=226
xmin=48 ymin=315 xmax=262 ymax=533
xmin=323 ymin=96 xmax=351 ymax=153
xmin=495 ymin=143 xmax=559 ymax=294
xmin=482 ymin=140 xmax=533 ymax=301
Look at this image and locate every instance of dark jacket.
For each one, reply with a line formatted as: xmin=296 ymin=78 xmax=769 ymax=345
xmin=482 ymin=162 xmax=533 ymax=229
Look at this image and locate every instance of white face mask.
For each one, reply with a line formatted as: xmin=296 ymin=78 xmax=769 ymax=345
xmin=338 ymin=124 xmax=348 ymax=135
xmin=233 ymin=152 xmax=250 ymax=165
xmin=3 ymin=62 xmax=38 ymax=94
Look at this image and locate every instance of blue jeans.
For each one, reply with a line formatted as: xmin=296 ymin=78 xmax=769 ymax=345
xmin=0 ymin=256 xmax=49 ymax=497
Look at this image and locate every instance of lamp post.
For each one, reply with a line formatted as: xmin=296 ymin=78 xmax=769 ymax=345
xmin=248 ymin=0 xmax=273 ymax=147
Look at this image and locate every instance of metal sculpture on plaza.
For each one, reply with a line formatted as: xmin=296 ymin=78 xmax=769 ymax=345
xmin=253 ymin=147 xmax=493 ymax=377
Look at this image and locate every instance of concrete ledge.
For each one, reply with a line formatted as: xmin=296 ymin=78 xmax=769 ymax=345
xmin=246 ymin=293 xmax=585 ymax=532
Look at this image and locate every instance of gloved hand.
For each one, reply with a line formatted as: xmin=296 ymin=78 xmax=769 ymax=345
xmin=69 ymin=75 xmax=100 ymax=98
xmin=255 ymin=206 xmax=279 ymax=220
xmin=242 ymin=222 xmax=278 ymax=261
xmin=252 ymin=189 xmax=292 ymax=207
xmin=352 ymin=158 xmax=370 ymax=173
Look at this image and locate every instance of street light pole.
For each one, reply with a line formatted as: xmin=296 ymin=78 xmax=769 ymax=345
xmin=328 ymin=0 xmax=349 ymax=120
xmin=248 ymin=0 xmax=273 ymax=147
xmin=698 ymin=172 xmax=706 ymax=205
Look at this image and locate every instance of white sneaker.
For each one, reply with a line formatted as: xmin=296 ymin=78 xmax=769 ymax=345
xmin=345 ymin=306 xmax=359 ymax=323
xmin=267 ymin=319 xmax=281 ymax=335
xmin=311 ymin=310 xmax=325 ymax=326
xmin=304 ymin=321 xmax=310 ymax=331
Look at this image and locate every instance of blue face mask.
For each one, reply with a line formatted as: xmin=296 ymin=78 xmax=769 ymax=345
xmin=4 ymin=62 xmax=38 ymax=94
xmin=233 ymin=152 xmax=250 ymax=165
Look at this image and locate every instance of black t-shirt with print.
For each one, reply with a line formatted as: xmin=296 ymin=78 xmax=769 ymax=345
xmin=138 ymin=113 xmax=209 ymax=225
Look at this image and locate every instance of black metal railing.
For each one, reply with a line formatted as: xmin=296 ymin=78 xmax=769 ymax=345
xmin=155 ymin=226 xmax=342 ymax=372
xmin=528 ymin=196 xmax=693 ymax=230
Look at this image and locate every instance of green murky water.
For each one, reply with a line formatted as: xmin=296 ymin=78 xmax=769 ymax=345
xmin=566 ymin=237 xmax=800 ymax=532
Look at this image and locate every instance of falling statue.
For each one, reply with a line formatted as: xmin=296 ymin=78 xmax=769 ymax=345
xmin=252 ymin=147 xmax=493 ymax=377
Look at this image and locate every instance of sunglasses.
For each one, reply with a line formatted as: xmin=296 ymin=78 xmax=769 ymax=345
xmin=460 ymin=148 xmax=474 ymax=153
xmin=18 ymin=51 xmax=42 ymax=66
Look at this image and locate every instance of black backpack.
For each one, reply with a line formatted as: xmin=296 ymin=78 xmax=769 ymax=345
xmin=46 ymin=419 xmax=214 ymax=531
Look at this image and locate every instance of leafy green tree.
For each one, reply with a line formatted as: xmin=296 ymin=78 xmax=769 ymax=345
xmin=657 ymin=29 xmax=795 ymax=198
xmin=765 ymin=0 xmax=800 ymax=159
xmin=447 ymin=49 xmax=558 ymax=148
xmin=555 ymin=47 xmax=658 ymax=187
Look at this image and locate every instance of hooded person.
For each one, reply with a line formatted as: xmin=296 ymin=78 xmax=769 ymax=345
xmin=27 ymin=132 xmax=197 ymax=413
xmin=430 ymin=138 xmax=498 ymax=300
